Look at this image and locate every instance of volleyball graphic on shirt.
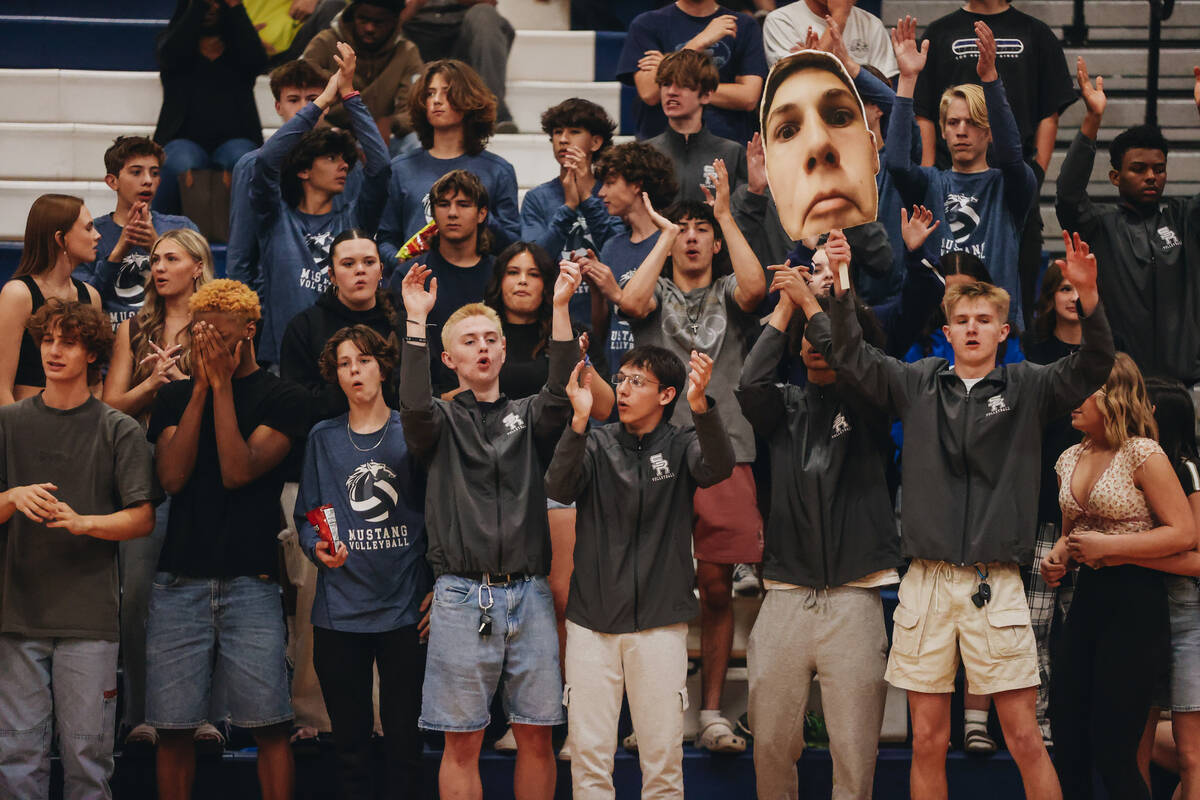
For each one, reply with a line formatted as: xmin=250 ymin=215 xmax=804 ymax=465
xmin=114 ymin=253 xmax=151 ymax=306
xmin=345 ymin=461 xmax=400 ymax=523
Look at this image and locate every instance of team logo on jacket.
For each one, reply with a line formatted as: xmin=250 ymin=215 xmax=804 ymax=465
xmin=502 ymin=412 xmax=526 ymax=434
xmin=346 ymin=461 xmax=400 ymax=523
xmin=649 ymin=452 xmax=675 ymax=481
xmin=985 ymin=394 xmax=1011 ymax=416
xmin=1159 ymin=226 xmax=1182 ymax=250
xmin=831 ymin=412 xmax=851 ymax=438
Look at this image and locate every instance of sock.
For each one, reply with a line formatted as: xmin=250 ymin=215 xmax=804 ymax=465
xmin=964 ymin=709 xmax=989 ymax=733
xmin=699 ymin=709 xmax=723 ymax=727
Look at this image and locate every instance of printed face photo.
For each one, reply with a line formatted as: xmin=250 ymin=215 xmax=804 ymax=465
xmin=761 ymin=52 xmax=879 ymax=240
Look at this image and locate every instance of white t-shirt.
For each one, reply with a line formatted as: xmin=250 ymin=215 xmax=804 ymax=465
xmin=762 ymin=2 xmax=899 ymax=76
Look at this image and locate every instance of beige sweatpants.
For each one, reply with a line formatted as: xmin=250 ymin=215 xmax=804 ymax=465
xmin=564 ymin=620 xmax=689 ymax=800
xmin=748 ymin=586 xmax=889 ymax=800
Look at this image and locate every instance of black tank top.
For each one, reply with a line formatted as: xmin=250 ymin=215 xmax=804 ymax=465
xmin=13 ymin=275 xmax=93 ymax=388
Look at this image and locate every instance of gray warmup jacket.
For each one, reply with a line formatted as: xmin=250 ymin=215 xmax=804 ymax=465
xmin=736 ymin=326 xmax=902 ymax=588
xmin=545 ymin=406 xmax=734 ymax=634
xmin=399 ymin=339 xmax=574 ymax=577
xmin=807 ymin=292 xmax=1114 ymax=566
xmin=1056 ymin=132 xmax=1200 ymax=383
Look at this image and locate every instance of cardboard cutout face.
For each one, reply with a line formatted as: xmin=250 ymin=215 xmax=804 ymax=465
xmin=761 ymin=51 xmax=879 ymax=240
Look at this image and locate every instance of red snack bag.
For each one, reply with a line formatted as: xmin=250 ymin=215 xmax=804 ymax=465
xmin=398 ymin=220 xmax=438 ymax=261
xmin=305 ymin=504 xmax=341 ymax=545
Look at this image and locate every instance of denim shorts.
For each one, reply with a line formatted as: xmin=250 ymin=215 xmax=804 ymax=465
xmin=145 ymin=573 xmax=292 ymax=730
xmin=1156 ymin=576 xmax=1200 ymax=712
xmin=419 ymin=574 xmax=564 ymax=732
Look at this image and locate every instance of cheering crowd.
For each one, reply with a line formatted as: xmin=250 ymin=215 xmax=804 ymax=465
xmin=2 ymin=0 xmax=1200 ymax=799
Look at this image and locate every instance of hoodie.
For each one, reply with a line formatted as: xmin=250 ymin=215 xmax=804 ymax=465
xmin=301 ymin=7 xmax=423 ymax=138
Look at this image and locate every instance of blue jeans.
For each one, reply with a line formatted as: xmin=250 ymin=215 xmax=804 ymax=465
xmin=153 ymin=137 xmax=258 ymax=215
xmin=0 ymin=635 xmax=119 ymax=800
xmin=420 ymin=574 xmax=563 ymax=731
xmin=146 ymin=573 xmax=291 ymax=730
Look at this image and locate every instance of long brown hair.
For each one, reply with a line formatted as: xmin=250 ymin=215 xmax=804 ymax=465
xmin=130 ymin=229 xmax=213 ymax=385
xmin=408 ymin=60 xmax=497 ymax=155
xmin=1031 ymin=261 xmax=1065 ymax=343
xmin=1096 ymin=352 xmax=1158 ymax=449
xmin=16 ymin=194 xmax=84 ymax=278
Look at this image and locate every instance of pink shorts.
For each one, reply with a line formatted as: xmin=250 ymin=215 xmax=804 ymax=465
xmin=693 ymin=464 xmax=763 ymax=564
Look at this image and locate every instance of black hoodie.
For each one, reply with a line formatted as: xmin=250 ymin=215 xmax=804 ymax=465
xmin=737 ymin=326 xmax=902 ymax=588
xmin=279 ymin=291 xmax=403 ymax=424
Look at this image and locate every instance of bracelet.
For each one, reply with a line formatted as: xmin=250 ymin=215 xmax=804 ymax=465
xmin=405 ymin=335 xmax=428 ymax=345
xmin=342 ymin=90 xmax=361 ymax=101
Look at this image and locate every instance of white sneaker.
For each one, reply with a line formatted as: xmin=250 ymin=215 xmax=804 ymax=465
xmin=557 ymin=737 xmax=573 ymax=760
xmin=494 ymin=727 xmax=518 ymax=752
xmin=732 ymin=563 xmax=760 ymax=595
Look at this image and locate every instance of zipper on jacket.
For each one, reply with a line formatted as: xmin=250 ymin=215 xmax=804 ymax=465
xmin=479 ymin=405 xmax=503 ymax=571
xmin=959 ymin=387 xmax=972 ymax=566
xmin=633 ymin=438 xmax=644 ymax=631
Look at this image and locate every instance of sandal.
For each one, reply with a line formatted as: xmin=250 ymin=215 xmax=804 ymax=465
xmin=964 ymin=727 xmax=998 ymax=756
xmin=194 ymin=722 xmax=226 ymax=756
xmin=694 ymin=717 xmax=746 ymax=754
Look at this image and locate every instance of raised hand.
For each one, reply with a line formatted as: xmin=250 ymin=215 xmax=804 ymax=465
xmin=554 ymin=259 xmax=583 ymax=307
xmin=334 ymin=41 xmax=357 ymax=97
xmin=315 ymin=540 xmax=349 ymax=568
xmin=565 ymin=359 xmax=594 ymax=423
xmin=890 ymin=16 xmax=928 ymax=79
xmin=700 ymin=158 xmax=731 ymax=217
xmin=822 ymin=15 xmax=859 ymax=76
xmin=768 ymin=260 xmax=819 ymax=314
xmin=400 ymin=263 xmax=438 ymax=320
xmin=824 ymin=228 xmax=851 ymax=294
xmin=686 ymin=350 xmax=714 ymax=413
xmin=8 ymin=482 xmax=59 ymax=523
xmin=316 ymin=61 xmax=342 ymax=108
xmin=791 ymin=26 xmax=820 ymax=53
xmin=746 ymin=132 xmax=767 ymax=195
xmin=899 ymin=205 xmax=941 ymax=253
xmin=1055 ymin=231 xmax=1097 ymax=297
xmin=1077 ymin=57 xmax=1106 ymax=118
xmin=643 ymin=192 xmax=680 ymax=235
xmin=973 ymin=20 xmax=997 ymax=82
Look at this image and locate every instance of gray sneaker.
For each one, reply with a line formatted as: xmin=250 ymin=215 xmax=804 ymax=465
xmin=732 ymin=563 xmax=760 ymax=595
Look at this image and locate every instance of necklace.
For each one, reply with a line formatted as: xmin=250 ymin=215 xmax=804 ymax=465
xmin=347 ymin=415 xmax=390 ymax=452
xmin=684 ymin=282 xmax=716 ymax=339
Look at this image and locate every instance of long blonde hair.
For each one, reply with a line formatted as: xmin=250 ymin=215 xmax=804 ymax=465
xmin=1095 ymin=352 xmax=1158 ymax=449
xmin=130 ymin=229 xmax=213 ymax=384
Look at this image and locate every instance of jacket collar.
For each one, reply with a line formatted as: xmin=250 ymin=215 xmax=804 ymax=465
xmin=615 ymin=418 xmax=673 ymax=450
xmin=661 ymin=124 xmax=712 ymax=150
xmin=937 ymin=362 xmax=1008 ymax=389
xmin=451 ymin=387 xmax=509 ymax=411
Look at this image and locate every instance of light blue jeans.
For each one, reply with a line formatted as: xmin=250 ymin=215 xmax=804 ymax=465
xmin=153 ymin=137 xmax=258 ymax=215
xmin=0 ymin=635 xmax=120 ymax=800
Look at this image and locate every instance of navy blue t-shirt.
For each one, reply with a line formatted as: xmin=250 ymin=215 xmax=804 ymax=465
xmin=616 ymin=4 xmax=767 ymax=143
xmin=598 ymin=230 xmax=659 ymax=368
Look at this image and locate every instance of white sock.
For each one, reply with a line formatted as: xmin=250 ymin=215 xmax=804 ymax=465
xmin=699 ymin=709 xmax=723 ymax=726
xmin=964 ymin=709 xmax=989 ymax=731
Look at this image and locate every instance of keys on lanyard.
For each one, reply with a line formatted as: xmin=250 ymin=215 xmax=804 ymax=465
xmin=478 ymin=581 xmax=495 ymax=637
xmin=971 ymin=564 xmax=992 ymax=608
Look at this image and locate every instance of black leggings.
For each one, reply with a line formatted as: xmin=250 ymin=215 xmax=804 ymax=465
xmin=312 ymin=625 xmax=424 ymax=800
xmin=1049 ymin=565 xmax=1168 ymax=799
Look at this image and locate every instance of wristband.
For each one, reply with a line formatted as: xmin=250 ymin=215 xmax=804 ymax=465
xmin=342 ymin=90 xmax=361 ymax=101
xmin=405 ymin=335 xmax=428 ymax=345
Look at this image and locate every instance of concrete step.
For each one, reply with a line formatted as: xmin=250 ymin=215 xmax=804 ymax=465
xmin=1061 ymin=47 xmax=1200 ymax=92
xmin=879 ymin=0 xmax=1200 ymax=37
xmin=0 ymin=68 xmax=624 ymax=136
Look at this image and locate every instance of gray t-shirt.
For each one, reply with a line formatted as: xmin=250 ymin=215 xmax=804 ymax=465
xmin=629 ymin=274 xmax=757 ymax=462
xmin=0 ymin=395 xmax=159 ymax=640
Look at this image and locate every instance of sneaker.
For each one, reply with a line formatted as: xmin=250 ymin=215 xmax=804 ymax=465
xmin=557 ymin=737 xmax=573 ymax=761
xmin=694 ymin=716 xmax=746 ymax=754
xmin=964 ymin=727 xmax=998 ymax=756
xmin=732 ymin=563 xmax=760 ymax=596
xmin=494 ymin=726 xmax=517 ymax=752
xmin=621 ymin=731 xmax=638 ymax=752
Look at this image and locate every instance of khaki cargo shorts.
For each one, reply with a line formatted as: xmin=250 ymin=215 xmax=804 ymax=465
xmin=885 ymin=558 xmax=1038 ymax=695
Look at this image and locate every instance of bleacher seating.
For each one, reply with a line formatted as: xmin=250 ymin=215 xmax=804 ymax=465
xmin=0 ymin=4 xmax=1195 ymax=795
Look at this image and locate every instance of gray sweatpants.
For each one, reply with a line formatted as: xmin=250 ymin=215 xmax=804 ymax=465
xmin=748 ymin=585 xmax=889 ymax=800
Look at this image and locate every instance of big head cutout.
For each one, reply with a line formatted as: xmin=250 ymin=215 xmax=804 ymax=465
xmin=761 ymin=51 xmax=879 ymax=240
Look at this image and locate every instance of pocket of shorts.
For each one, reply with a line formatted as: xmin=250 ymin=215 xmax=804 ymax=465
xmin=984 ymin=607 xmax=1034 ymax=659
xmin=1166 ymin=576 xmax=1200 ymax=607
xmin=152 ymin=571 xmax=180 ymax=589
xmin=890 ymin=605 xmax=923 ymax=657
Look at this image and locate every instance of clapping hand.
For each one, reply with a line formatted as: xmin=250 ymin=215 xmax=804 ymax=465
xmin=899 ymin=205 xmax=940 ymax=253
xmin=565 ymin=360 xmax=593 ymax=423
xmin=700 ymin=158 xmax=732 ymax=217
xmin=685 ymin=350 xmax=715 ymax=413
xmin=973 ymin=21 xmax=998 ymax=82
xmin=334 ymin=41 xmax=357 ymax=97
xmin=643 ymin=192 xmax=680 ymax=236
xmin=746 ymin=132 xmax=767 ymax=195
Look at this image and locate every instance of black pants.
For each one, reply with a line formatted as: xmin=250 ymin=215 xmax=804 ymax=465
xmin=1049 ymin=565 xmax=1168 ymax=799
xmin=313 ymin=625 xmax=424 ymax=800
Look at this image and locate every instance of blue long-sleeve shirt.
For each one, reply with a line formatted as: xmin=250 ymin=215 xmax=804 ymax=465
xmin=249 ymin=94 xmax=390 ymax=364
xmin=227 ymin=146 xmax=364 ymax=292
xmin=295 ymin=411 xmax=431 ymax=633
xmin=520 ymin=177 xmax=623 ymax=325
xmin=885 ymin=79 xmax=1036 ymax=322
xmin=376 ymin=149 xmax=520 ymax=271
xmin=74 ymin=210 xmax=199 ymax=329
